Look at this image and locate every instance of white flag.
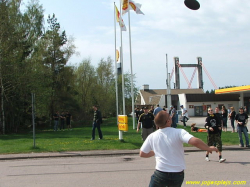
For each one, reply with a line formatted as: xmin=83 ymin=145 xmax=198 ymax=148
xmin=122 ymin=0 xmax=144 ymax=15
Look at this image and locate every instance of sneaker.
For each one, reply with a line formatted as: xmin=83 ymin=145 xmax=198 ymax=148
xmin=239 ymin=144 xmax=244 ymax=147
xmin=246 ymin=145 xmax=249 ymax=148
xmin=219 ymin=158 xmax=226 ymax=163
xmin=205 ymin=157 xmax=210 ymax=162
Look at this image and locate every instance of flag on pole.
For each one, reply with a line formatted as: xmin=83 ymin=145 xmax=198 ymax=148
xmin=115 ymin=5 xmax=127 ymax=31
xmin=122 ymin=0 xmax=129 ymax=15
xmin=116 ymin=49 xmax=120 ymax=62
xmin=122 ymin=0 xmax=144 ymax=15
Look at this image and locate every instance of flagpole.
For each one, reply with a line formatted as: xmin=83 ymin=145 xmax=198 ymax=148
xmin=128 ymin=10 xmax=135 ymax=129
xmin=114 ymin=2 xmax=119 ymax=131
xmin=120 ymin=0 xmax=125 ymax=141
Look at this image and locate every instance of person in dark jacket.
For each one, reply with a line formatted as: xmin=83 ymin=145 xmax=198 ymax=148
xmin=91 ymin=105 xmax=103 ymax=140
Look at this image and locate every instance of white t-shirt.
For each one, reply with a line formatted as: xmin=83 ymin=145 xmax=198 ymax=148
xmin=140 ymin=127 xmax=193 ymax=172
xmin=182 ymin=108 xmax=189 ymax=117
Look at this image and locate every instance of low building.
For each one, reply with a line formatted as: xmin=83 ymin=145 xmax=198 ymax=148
xmin=136 ymin=84 xmax=241 ymax=116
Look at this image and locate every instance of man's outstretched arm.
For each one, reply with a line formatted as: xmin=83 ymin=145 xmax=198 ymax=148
xmin=188 ymin=137 xmax=218 ymax=153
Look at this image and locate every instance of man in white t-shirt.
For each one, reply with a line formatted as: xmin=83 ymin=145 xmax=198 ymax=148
xmin=180 ymin=105 xmax=189 ymax=128
xmin=140 ymin=111 xmax=218 ymax=187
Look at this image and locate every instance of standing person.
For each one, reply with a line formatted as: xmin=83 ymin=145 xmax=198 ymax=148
xmin=170 ymin=105 xmax=177 ymax=128
xmin=53 ymin=111 xmax=60 ymax=131
xmin=153 ymin=104 xmax=162 ymax=116
xmin=180 ymin=105 xmax=189 ymax=128
xmin=221 ymin=106 xmax=228 ymax=132
xmin=149 ymin=105 xmax=154 ymax=114
xmin=65 ymin=111 xmax=72 ymax=131
xmin=162 ymin=106 xmax=166 ymax=111
xmin=228 ymin=107 xmax=236 ymax=133
xmin=60 ymin=111 xmax=66 ymax=131
xmin=137 ymin=107 xmax=154 ymax=141
xmin=91 ymin=105 xmax=103 ymax=140
xmin=139 ymin=111 xmax=218 ymax=187
xmin=214 ymin=107 xmax=223 ymax=137
xmin=135 ymin=107 xmax=140 ymax=123
xmin=149 ymin=105 xmax=156 ymax=130
xmin=235 ymin=107 xmax=249 ymax=147
xmin=205 ymin=108 xmax=226 ymax=163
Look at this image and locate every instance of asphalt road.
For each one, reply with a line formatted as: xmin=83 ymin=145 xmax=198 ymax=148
xmin=0 ymin=148 xmax=249 ymax=187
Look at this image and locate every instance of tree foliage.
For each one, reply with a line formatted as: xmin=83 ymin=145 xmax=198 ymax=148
xmin=0 ymin=0 xmax=137 ymax=134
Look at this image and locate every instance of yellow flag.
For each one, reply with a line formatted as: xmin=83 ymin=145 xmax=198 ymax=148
xmin=122 ymin=0 xmax=129 ymax=15
xmin=115 ymin=5 xmax=127 ymax=31
xmin=116 ymin=50 xmax=119 ymax=62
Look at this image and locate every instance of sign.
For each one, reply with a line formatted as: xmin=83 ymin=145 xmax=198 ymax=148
xmin=118 ymin=123 xmax=128 ymax=131
xmin=118 ymin=115 xmax=128 ymax=132
xmin=118 ymin=115 xmax=128 ymax=124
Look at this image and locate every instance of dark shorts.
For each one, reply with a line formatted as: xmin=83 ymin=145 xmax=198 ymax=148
xmin=207 ymin=133 xmax=222 ymax=152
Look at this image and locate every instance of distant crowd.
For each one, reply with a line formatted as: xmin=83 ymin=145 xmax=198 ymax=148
xmin=53 ymin=111 xmax=72 ymax=131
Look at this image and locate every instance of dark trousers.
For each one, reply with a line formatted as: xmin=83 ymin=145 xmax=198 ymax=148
xmin=222 ymin=117 xmax=227 ymax=128
xmin=230 ymin=118 xmax=235 ymax=131
xmin=238 ymin=126 xmax=249 ymax=147
xmin=149 ymin=170 xmax=184 ymax=187
xmin=92 ymin=122 xmax=103 ymax=140
xmin=60 ymin=120 xmax=65 ymax=130
xmin=171 ymin=116 xmax=177 ymax=128
xmin=182 ymin=116 xmax=187 ymax=127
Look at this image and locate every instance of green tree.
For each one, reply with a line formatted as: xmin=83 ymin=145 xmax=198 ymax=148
xmin=74 ymin=59 xmax=96 ymax=119
xmin=42 ymin=13 xmax=75 ymax=121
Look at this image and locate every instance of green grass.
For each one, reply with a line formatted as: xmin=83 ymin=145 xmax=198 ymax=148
xmin=0 ymin=117 xmax=240 ymax=154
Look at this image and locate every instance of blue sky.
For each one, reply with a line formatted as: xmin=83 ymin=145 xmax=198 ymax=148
xmin=22 ymin=0 xmax=250 ymax=91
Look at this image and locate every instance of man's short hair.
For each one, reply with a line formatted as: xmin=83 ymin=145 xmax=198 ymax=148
xmin=157 ymin=104 xmax=159 ymax=107
xmin=155 ymin=111 xmax=169 ymax=128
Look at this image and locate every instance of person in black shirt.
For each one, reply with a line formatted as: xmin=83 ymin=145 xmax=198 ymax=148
xmin=228 ymin=107 xmax=236 ymax=133
xmin=205 ymin=108 xmax=226 ymax=163
xmin=214 ymin=107 xmax=223 ymax=136
xmin=221 ymin=106 xmax=228 ymax=132
xmin=91 ymin=105 xmax=103 ymax=140
xmin=135 ymin=108 xmax=140 ymax=123
xmin=60 ymin=112 xmax=66 ymax=131
xmin=53 ymin=111 xmax=60 ymax=131
xmin=191 ymin=123 xmax=199 ymax=132
xmin=137 ymin=107 xmax=154 ymax=141
xmin=65 ymin=111 xmax=72 ymax=131
xmin=235 ymin=108 xmax=249 ymax=147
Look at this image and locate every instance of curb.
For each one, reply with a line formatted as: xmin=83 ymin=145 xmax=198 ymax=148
xmin=0 ymin=146 xmax=249 ymax=161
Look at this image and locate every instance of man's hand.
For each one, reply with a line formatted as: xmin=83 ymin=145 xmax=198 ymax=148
xmin=136 ymin=128 xmax=139 ymax=133
xmin=209 ymin=127 xmax=214 ymax=131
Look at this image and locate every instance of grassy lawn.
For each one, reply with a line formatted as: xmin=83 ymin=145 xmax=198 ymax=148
xmin=0 ymin=117 xmax=240 ymax=154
